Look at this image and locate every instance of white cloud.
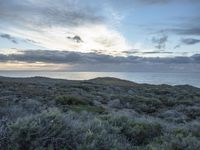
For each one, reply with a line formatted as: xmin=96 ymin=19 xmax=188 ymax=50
xmin=0 ymin=0 xmax=132 ymax=55
xmin=2 ymin=24 xmax=131 ymax=55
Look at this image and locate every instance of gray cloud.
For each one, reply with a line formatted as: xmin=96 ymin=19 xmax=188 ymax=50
xmin=192 ymin=54 xmax=200 ymax=63
xmin=106 ymin=0 xmax=199 ymax=9
xmin=0 ymin=0 xmax=104 ymax=29
xmin=122 ymin=50 xmax=173 ymax=55
xmin=0 ymin=34 xmax=18 ymax=44
xmin=1 ymin=0 xmax=197 ymax=30
xmin=135 ymin=0 xmax=173 ymax=5
xmin=107 ymin=0 xmax=199 ymax=6
xmin=181 ymin=38 xmax=200 ymax=45
xmin=169 ymin=27 xmax=200 ymax=36
xmin=174 ymin=38 xmax=200 ymax=49
xmin=67 ymin=35 xmax=83 ymax=43
xmin=137 ymin=0 xmax=199 ymax=4
xmin=152 ymin=35 xmax=168 ymax=49
xmin=174 ymin=44 xmax=181 ymax=49
xmin=142 ymin=51 xmax=173 ymax=54
xmin=0 ymin=50 xmax=199 ymax=65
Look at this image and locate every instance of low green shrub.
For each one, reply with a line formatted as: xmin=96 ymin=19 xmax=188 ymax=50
xmin=2 ymin=110 xmax=132 ymax=150
xmin=66 ymin=105 xmax=106 ymax=114
xmin=56 ymin=96 xmax=88 ymax=106
xmin=7 ymin=109 xmax=82 ymax=150
xmin=108 ymin=116 xmax=163 ymax=146
xmin=147 ymin=134 xmax=200 ymax=150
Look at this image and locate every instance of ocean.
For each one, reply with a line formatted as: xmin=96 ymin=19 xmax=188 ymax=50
xmin=0 ymin=71 xmax=200 ymax=88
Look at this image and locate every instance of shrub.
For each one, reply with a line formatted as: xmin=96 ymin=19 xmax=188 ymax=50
xmin=179 ymin=106 xmax=200 ymax=119
xmin=2 ymin=110 xmax=132 ymax=150
xmin=122 ymin=121 xmax=162 ymax=145
xmin=0 ymin=118 xmax=10 ymax=149
xmin=158 ymin=110 xmax=188 ymax=123
xmin=107 ymin=116 xmax=163 ymax=146
xmin=56 ymin=96 xmax=88 ymax=106
xmin=67 ymin=105 xmax=106 ymax=114
xmin=147 ymin=135 xmax=200 ymax=150
xmin=6 ymin=109 xmax=83 ymax=150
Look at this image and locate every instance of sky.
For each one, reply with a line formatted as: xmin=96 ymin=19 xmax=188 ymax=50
xmin=0 ymin=0 xmax=200 ymax=71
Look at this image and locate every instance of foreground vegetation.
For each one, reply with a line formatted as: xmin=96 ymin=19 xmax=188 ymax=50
xmin=0 ymin=77 xmax=200 ymax=150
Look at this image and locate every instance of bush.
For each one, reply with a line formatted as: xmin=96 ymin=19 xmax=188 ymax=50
xmin=2 ymin=110 xmax=132 ymax=150
xmin=178 ymin=106 xmax=200 ymax=119
xmin=6 ymin=109 xmax=84 ymax=150
xmin=67 ymin=105 xmax=106 ymax=114
xmin=56 ymin=96 xmax=88 ymax=106
xmin=107 ymin=116 xmax=163 ymax=146
xmin=147 ymin=135 xmax=200 ymax=150
xmin=122 ymin=121 xmax=162 ymax=145
xmin=0 ymin=118 xmax=10 ymax=149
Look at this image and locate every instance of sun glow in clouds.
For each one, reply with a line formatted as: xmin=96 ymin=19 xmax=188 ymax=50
xmin=5 ymin=25 xmax=131 ymax=55
xmin=0 ymin=62 xmax=70 ymax=71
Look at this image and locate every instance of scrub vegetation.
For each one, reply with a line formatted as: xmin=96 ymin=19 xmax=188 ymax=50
xmin=0 ymin=77 xmax=200 ymax=150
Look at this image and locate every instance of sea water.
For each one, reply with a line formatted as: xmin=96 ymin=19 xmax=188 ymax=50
xmin=0 ymin=71 xmax=200 ymax=88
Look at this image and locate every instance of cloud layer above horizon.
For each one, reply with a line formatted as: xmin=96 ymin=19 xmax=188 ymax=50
xmin=0 ymin=49 xmax=200 ymax=72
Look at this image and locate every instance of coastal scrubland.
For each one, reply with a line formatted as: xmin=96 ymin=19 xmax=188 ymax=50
xmin=0 ymin=77 xmax=200 ymax=150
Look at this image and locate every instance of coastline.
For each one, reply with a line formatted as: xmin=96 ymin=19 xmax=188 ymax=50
xmin=0 ymin=71 xmax=200 ymax=88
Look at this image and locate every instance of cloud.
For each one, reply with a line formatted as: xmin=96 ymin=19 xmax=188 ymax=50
xmin=67 ymin=35 xmax=83 ymax=43
xmin=142 ymin=51 xmax=173 ymax=54
xmin=106 ymin=0 xmax=199 ymax=9
xmin=0 ymin=50 xmax=200 ymax=72
xmin=152 ymin=35 xmax=168 ymax=49
xmin=0 ymin=33 xmax=18 ymax=44
xmin=0 ymin=0 xmax=104 ymax=28
xmin=169 ymin=27 xmax=200 ymax=36
xmin=0 ymin=0 xmax=130 ymax=53
xmin=174 ymin=44 xmax=181 ymax=49
xmin=174 ymin=38 xmax=200 ymax=49
xmin=192 ymin=54 xmax=200 ymax=63
xmin=0 ymin=50 xmax=199 ymax=65
xmin=181 ymin=38 xmax=200 ymax=45
xmin=122 ymin=49 xmax=173 ymax=55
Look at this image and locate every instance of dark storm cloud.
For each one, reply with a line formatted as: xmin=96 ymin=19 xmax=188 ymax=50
xmin=152 ymin=35 xmax=168 ymax=49
xmin=0 ymin=50 xmax=199 ymax=64
xmin=0 ymin=34 xmax=18 ymax=44
xmin=181 ymin=38 xmax=200 ymax=45
xmin=0 ymin=0 xmax=104 ymax=28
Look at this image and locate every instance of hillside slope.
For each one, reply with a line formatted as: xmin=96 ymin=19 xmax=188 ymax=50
xmin=0 ymin=77 xmax=200 ymax=150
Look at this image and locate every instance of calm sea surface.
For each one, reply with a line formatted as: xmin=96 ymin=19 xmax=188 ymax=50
xmin=0 ymin=71 xmax=200 ymax=88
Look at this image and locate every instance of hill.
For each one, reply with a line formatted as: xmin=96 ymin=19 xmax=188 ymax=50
xmin=0 ymin=77 xmax=200 ymax=150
